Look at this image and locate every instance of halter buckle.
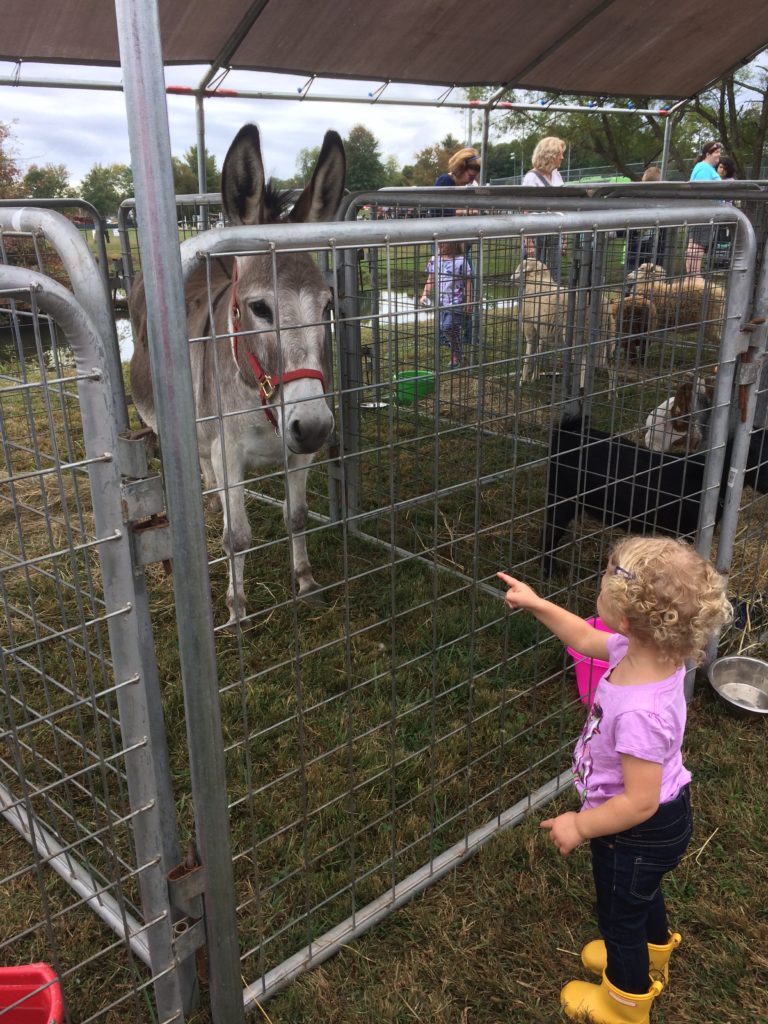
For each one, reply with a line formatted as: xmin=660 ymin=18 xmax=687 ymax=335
xmin=259 ymin=375 xmax=276 ymax=401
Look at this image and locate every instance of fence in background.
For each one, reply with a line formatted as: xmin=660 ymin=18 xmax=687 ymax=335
xmin=2 ymin=199 xmax=767 ymax=1022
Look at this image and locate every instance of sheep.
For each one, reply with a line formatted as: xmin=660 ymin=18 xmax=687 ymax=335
xmin=644 ymin=376 xmax=713 ymax=453
xmin=512 ymin=258 xmax=607 ymax=385
xmin=512 ymin=259 xmax=567 ymax=382
xmin=542 ymin=412 xmax=768 ymax=576
xmin=608 ymin=263 xmax=665 ymax=363
xmin=622 ymin=263 xmax=726 ymax=349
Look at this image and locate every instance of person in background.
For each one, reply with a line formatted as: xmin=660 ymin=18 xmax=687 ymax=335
xmin=684 ymin=140 xmax=723 ymax=275
xmin=710 ymin=153 xmax=738 ymax=269
xmin=626 ymin=165 xmax=669 ymax=272
xmin=429 ymin=147 xmax=481 ymax=348
xmin=420 ymin=240 xmax=473 ymax=368
xmin=497 ymin=537 xmax=732 ymax=1024
xmin=432 ymin=147 xmax=481 ymax=214
xmin=521 ymin=136 xmax=568 ymax=281
xmin=716 ymin=155 xmax=736 ymax=181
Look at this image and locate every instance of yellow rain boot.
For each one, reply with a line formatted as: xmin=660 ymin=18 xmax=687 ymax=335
xmin=580 ymin=932 xmax=682 ymax=987
xmin=561 ymin=972 xmax=663 ymax=1023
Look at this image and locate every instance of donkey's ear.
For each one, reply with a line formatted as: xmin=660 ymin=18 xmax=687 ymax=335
xmin=221 ymin=124 xmax=267 ymax=225
xmin=289 ymin=131 xmax=346 ymax=224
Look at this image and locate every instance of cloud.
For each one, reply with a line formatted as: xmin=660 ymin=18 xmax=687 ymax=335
xmin=4 ymin=62 xmax=466 ymax=186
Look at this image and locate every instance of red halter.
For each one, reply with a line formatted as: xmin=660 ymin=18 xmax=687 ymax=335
xmin=229 ymin=260 xmax=326 ymax=431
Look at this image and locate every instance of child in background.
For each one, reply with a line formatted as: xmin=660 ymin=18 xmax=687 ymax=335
xmin=420 ymin=240 xmax=472 ymax=367
xmin=497 ymin=537 xmax=731 ymax=1024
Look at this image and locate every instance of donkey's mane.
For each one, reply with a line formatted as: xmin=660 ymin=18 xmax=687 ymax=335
xmin=263 ymin=182 xmax=294 ymax=223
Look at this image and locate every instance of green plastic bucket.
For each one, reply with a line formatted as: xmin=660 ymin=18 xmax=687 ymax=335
xmin=395 ymin=370 xmax=436 ymax=404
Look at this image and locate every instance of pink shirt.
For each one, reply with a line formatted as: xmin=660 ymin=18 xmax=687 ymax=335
xmin=572 ymin=634 xmax=692 ymax=809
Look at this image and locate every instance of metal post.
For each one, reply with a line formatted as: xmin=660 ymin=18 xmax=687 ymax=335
xmin=113 ymin=3 xmax=245 ymax=1022
xmin=480 ymin=109 xmax=490 ymax=186
xmin=195 ymin=96 xmax=210 ymax=230
xmin=660 ymin=115 xmax=673 ymax=180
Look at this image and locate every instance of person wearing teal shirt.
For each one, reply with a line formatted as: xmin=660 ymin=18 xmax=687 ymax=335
xmin=685 ymin=140 xmax=723 ymax=274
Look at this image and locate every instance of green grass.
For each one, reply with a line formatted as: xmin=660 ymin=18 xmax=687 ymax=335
xmin=249 ymin=682 xmax=768 ymax=1024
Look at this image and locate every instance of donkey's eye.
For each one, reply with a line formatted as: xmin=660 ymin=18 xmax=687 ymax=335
xmin=248 ymin=299 xmax=273 ymax=323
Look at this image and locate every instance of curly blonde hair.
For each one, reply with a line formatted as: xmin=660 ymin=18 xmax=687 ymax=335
xmin=531 ymin=136 xmax=567 ymax=174
xmin=602 ymin=537 xmax=732 ymax=664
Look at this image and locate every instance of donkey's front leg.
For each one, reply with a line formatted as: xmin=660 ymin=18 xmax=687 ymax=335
xmin=285 ymin=453 xmax=325 ymax=606
xmin=211 ymin=441 xmax=251 ymax=629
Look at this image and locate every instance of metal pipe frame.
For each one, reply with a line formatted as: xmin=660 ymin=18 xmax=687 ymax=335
xmin=113 ymin=3 xmax=245 ymax=1022
xmin=0 ymin=263 xmax=194 ymax=1019
xmin=243 ymin=770 xmax=573 ymax=1007
xmin=0 ymin=204 xmax=127 ymax=427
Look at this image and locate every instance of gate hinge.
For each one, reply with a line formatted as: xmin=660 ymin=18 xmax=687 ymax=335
xmin=172 ymin=916 xmax=207 ymax=963
xmin=131 ymin=514 xmax=173 ymax=569
xmin=167 ymin=858 xmax=205 ymax=919
xmin=736 ymin=354 xmax=763 ymax=387
xmin=121 ymin=475 xmax=165 ymax=522
xmin=167 ymin=849 xmax=207 ymax=968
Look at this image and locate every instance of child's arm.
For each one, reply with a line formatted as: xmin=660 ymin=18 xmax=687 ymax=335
xmin=419 ymin=270 xmax=434 ymax=304
xmin=541 ymin=755 xmax=662 ymax=855
xmin=496 ymin=571 xmax=611 ymax=660
xmin=464 ymin=263 xmax=473 ymax=306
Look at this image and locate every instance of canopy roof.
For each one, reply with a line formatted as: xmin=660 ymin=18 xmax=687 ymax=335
xmin=2 ymin=0 xmax=766 ymax=100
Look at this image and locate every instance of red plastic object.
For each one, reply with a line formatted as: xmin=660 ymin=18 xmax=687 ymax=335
xmin=0 ymin=963 xmax=63 ymax=1023
xmin=566 ymin=616 xmax=616 ymax=705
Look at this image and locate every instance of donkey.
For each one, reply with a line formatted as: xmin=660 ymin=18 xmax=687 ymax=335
xmin=130 ymin=124 xmax=346 ymax=628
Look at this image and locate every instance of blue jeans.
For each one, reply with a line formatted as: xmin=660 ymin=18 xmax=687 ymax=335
xmin=590 ymin=785 xmax=692 ymax=994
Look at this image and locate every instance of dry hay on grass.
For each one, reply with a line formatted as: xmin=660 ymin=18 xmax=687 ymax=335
xmin=422 ymin=368 xmax=554 ymax=432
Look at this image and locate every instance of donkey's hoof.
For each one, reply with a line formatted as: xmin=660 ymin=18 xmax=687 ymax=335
xmin=221 ymin=612 xmax=256 ymax=634
xmin=299 ymin=587 xmax=327 ymax=608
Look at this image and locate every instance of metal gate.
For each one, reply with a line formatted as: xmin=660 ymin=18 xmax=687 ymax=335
xmin=0 ymin=210 xmax=196 ymax=1022
xmin=137 ymin=204 xmax=765 ymax=1017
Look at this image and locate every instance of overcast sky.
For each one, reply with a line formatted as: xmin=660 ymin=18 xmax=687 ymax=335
xmin=2 ymin=63 xmax=473 ymax=186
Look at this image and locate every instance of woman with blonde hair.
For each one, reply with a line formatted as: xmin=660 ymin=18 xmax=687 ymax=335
xmin=523 ymin=137 xmax=567 ymax=185
xmin=522 ymin=136 xmax=568 ymax=279
xmin=436 ymin=146 xmax=481 ymax=190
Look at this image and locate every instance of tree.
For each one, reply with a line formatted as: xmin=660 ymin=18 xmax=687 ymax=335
xmin=484 ymin=51 xmax=768 ymax=181
xmin=0 ymin=121 xmax=23 ymax=198
xmin=488 ymin=94 xmax=691 ymax=181
xmin=403 ymin=134 xmax=462 ymax=186
xmin=295 ymin=145 xmax=321 ymax=186
xmin=382 ymin=154 xmax=403 ymax=187
xmin=344 ymin=124 xmax=387 ymax=191
xmin=172 ymin=145 xmax=221 ymax=194
xmin=79 ymin=163 xmax=133 ymax=217
xmin=22 ymin=163 xmax=71 ymax=198
xmin=688 ymin=54 xmax=768 ymax=177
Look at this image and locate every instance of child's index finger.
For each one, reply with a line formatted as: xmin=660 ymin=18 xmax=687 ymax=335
xmin=496 ymin=571 xmax=515 ymax=585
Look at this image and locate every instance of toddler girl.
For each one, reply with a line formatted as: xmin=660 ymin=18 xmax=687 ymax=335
xmin=420 ymin=240 xmax=472 ymax=367
xmin=497 ymin=537 xmax=731 ymax=1023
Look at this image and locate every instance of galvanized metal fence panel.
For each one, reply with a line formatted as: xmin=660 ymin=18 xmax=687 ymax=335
xmin=154 ymin=205 xmax=763 ymax=1014
xmin=0 ymin=217 xmax=195 ymax=1022
xmin=3 ymin=194 xmax=767 ymax=1022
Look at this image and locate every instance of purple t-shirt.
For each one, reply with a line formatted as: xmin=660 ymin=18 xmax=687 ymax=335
xmin=572 ymin=633 xmax=692 ymax=809
xmin=425 ymin=254 xmax=470 ymax=308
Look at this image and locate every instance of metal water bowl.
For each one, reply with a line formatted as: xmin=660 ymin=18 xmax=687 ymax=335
xmin=707 ymin=656 xmax=768 ymax=717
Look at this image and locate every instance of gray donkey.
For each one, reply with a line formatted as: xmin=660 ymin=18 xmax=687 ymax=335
xmin=130 ymin=124 xmax=346 ymax=628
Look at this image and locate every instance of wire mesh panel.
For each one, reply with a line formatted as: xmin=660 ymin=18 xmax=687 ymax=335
xmin=1 ymin=233 xmax=191 ymax=1021
xmin=717 ymin=241 xmax=768 ymax=658
xmin=151 ymin=205 xmax=761 ymax=1010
